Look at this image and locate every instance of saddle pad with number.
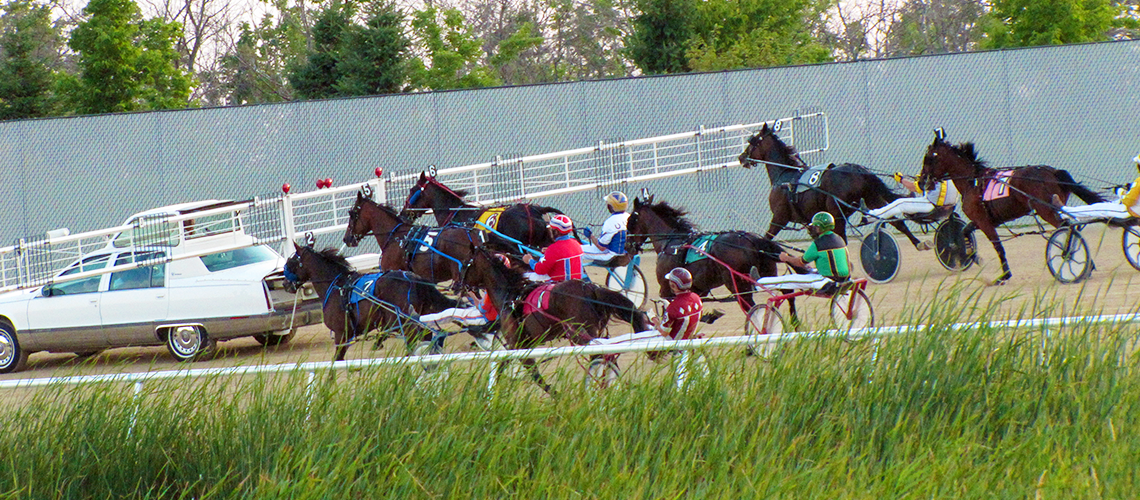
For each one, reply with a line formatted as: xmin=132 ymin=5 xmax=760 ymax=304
xmin=795 ymin=165 xmax=830 ymax=194
xmin=400 ymin=226 xmax=440 ymax=258
xmin=522 ymin=283 xmax=557 ymax=316
xmin=684 ymin=234 xmax=718 ymax=264
xmin=347 ymin=273 xmax=383 ymax=306
xmin=983 ymin=171 xmax=1014 ymax=201
xmin=476 ymin=207 xmax=507 ymax=233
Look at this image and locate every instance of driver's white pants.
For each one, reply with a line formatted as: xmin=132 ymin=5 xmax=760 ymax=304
xmin=1061 ymin=202 xmax=1131 ymax=222
xmin=523 ymin=272 xmax=550 ymax=282
xmin=869 ymin=197 xmax=935 ymax=220
xmin=419 ymin=307 xmax=488 ymax=330
xmin=581 ymin=243 xmax=621 ymax=264
xmin=754 ymin=272 xmax=831 ymax=291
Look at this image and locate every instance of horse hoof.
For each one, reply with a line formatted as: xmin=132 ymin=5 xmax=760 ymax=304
xmin=917 ymin=240 xmax=933 ymax=251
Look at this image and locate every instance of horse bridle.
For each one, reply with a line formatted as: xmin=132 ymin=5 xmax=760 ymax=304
xmin=344 ymin=205 xmax=371 ymax=246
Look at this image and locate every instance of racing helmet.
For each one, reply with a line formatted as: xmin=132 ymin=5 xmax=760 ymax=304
xmin=665 ymin=267 xmax=693 ymax=290
xmin=604 ymin=191 xmax=629 ymax=212
xmin=548 ymin=214 xmax=574 ymax=235
xmin=810 ymin=212 xmax=835 ymax=232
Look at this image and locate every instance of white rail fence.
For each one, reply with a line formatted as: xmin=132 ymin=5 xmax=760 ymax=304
xmin=0 ymin=113 xmax=826 ymax=293
xmin=2 ymin=312 xmax=1133 ymax=394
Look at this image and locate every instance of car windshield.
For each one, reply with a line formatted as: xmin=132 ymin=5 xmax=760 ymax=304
xmin=199 ymin=246 xmax=277 ymax=272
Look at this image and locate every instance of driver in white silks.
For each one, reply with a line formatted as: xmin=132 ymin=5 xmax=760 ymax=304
xmin=866 ymin=172 xmax=960 ymax=249
xmin=416 ymin=255 xmax=513 ymax=352
xmin=1055 ymin=154 xmax=1140 ymax=222
xmin=581 ymin=191 xmax=631 ymax=265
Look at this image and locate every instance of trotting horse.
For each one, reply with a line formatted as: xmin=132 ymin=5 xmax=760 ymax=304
xmin=919 ymin=128 xmax=1104 ymax=284
xmin=283 ymin=244 xmax=457 ymax=362
xmin=459 ymin=246 xmax=651 ymax=395
xmin=344 ymin=192 xmax=477 ymax=285
xmin=400 ymin=172 xmax=564 ymax=251
xmin=625 ymin=195 xmax=790 ymax=315
xmin=739 ymin=123 xmax=928 ymax=248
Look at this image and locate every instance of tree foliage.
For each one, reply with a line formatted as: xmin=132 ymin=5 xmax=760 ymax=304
xmin=625 ymin=0 xmax=697 ymax=74
xmin=885 ymin=0 xmax=988 ymax=56
xmin=67 ymin=0 xmax=192 ymax=114
xmin=0 ymin=0 xmax=61 ymax=120
xmin=984 ymin=0 xmax=1121 ymax=47
xmin=408 ymin=6 xmax=499 ymax=90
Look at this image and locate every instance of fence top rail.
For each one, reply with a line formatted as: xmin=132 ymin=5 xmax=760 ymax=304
xmin=2 ymin=310 xmax=1134 ymax=390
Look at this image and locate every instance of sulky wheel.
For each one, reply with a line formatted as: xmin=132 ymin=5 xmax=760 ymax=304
xmin=1123 ymin=224 xmax=1140 ymax=272
xmin=744 ymin=303 xmax=786 ymax=356
xmin=829 ymin=288 xmax=874 ymax=331
xmin=1046 ymin=227 xmax=1092 ymax=284
xmin=934 ymin=214 xmax=976 ymax=271
xmin=584 ymin=355 xmax=621 ymax=389
xmin=859 ymin=227 xmax=900 ymax=283
xmin=605 ymin=265 xmax=648 ymax=310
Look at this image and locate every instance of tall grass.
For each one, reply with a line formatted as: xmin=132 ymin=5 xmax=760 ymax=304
xmin=2 ymin=290 xmax=1138 ymax=499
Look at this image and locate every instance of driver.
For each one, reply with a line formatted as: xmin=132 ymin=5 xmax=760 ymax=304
xmin=581 ymin=191 xmax=630 ymax=265
xmin=522 ymin=214 xmax=583 ymax=282
xmin=1055 ymin=154 xmax=1140 ymax=221
xmin=755 ymin=212 xmax=850 ymax=291
xmin=868 ymin=172 xmax=959 ymax=226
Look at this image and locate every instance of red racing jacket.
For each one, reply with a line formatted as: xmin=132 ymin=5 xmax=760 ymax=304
xmin=663 ymin=291 xmax=703 ymax=340
xmin=532 ymin=236 xmax=584 ymax=282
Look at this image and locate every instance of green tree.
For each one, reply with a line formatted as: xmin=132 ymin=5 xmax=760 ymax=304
xmin=488 ymin=21 xmax=546 ymax=85
xmin=546 ymin=0 xmax=632 ymax=80
xmin=0 ymin=0 xmax=61 ymax=120
xmin=625 ymin=0 xmax=698 ymax=74
xmin=408 ymin=7 xmax=499 ymax=91
xmin=336 ymin=0 xmax=410 ymax=96
xmin=984 ymin=0 xmax=1120 ymax=47
xmin=288 ymin=0 xmax=352 ymax=100
xmin=210 ymin=0 xmax=309 ymax=105
xmin=683 ymin=0 xmax=832 ymax=71
xmin=67 ymin=0 xmax=192 ymax=114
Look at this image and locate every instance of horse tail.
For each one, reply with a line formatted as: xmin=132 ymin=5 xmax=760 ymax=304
xmin=402 ymin=272 xmax=457 ymax=314
xmin=1057 ymin=170 xmax=1105 ymax=205
xmin=592 ymin=286 xmax=649 ymax=331
xmin=860 ymin=166 xmax=905 ymax=204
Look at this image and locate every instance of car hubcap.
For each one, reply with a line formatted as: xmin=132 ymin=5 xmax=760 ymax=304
xmin=0 ymin=334 xmax=13 ymax=366
xmin=171 ymin=326 xmax=200 ymax=356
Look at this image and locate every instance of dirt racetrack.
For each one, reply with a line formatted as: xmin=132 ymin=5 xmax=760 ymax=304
xmin=3 ymin=224 xmax=1139 ymax=385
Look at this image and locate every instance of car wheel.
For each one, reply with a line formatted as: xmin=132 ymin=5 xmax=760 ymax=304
xmin=166 ymin=326 xmax=217 ymax=362
xmin=0 ymin=321 xmax=29 ymax=374
xmin=253 ymin=331 xmax=294 ymax=347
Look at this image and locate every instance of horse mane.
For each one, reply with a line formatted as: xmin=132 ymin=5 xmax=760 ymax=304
xmin=482 ymin=249 xmax=529 ymax=291
xmin=949 ymin=141 xmax=989 ymax=170
xmin=314 ymin=247 xmax=355 ymax=272
xmin=647 ymin=201 xmax=698 ymax=233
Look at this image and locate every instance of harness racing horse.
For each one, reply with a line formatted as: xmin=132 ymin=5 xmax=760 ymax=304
xmin=283 ymin=245 xmax=457 ymax=362
xmin=625 ymin=195 xmax=789 ymax=315
xmin=344 ymin=192 xmax=477 ymax=286
xmin=920 ymin=128 xmax=1105 ymax=284
xmin=399 ymin=172 xmax=564 ymax=251
xmin=739 ymin=123 xmax=928 ymax=249
xmin=460 ymin=247 xmax=651 ymax=395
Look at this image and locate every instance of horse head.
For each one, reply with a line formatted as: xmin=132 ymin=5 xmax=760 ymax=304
xmin=343 ymin=191 xmax=374 ymax=247
xmin=400 ymin=172 xmax=433 ymax=220
xmin=625 ymin=195 xmax=656 ymax=252
xmin=922 ymin=128 xmax=984 ymax=189
xmin=283 ymin=243 xmax=312 ymax=294
xmin=344 ymin=193 xmax=406 ymax=247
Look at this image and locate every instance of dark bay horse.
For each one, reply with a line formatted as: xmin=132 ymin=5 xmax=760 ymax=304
xmin=739 ymin=123 xmax=927 ymax=248
xmin=283 ymin=245 xmax=457 ymax=362
xmin=344 ymin=192 xmax=477 ymax=285
xmin=920 ymin=128 xmax=1104 ymax=284
xmin=460 ymin=247 xmax=651 ymax=395
xmin=399 ymin=172 xmax=563 ymax=251
xmin=625 ymin=195 xmax=787 ymax=314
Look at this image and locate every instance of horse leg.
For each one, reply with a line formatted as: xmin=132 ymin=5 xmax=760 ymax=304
xmin=889 ymin=220 xmax=928 ymax=250
xmin=731 ymin=274 xmax=756 ymax=313
xmin=787 ymin=297 xmax=800 ymax=330
xmin=523 ymin=358 xmax=556 ymax=397
xmin=974 ymin=222 xmax=1011 ymax=284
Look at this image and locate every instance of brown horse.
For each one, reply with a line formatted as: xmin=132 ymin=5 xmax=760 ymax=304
xmin=739 ymin=123 xmax=928 ymax=249
xmin=343 ymin=192 xmax=477 ymax=285
xmin=459 ymin=246 xmax=651 ymax=395
xmin=625 ymin=195 xmax=787 ymax=314
xmin=919 ymin=128 xmax=1104 ymax=284
xmin=399 ymin=172 xmax=563 ymax=251
xmin=283 ymin=245 xmax=457 ymax=362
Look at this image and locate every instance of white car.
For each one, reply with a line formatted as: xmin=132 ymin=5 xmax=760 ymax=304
xmin=0 ymin=200 xmax=355 ymax=374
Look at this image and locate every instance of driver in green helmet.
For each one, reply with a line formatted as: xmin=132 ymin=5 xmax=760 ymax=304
xmin=754 ymin=211 xmax=851 ymax=291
